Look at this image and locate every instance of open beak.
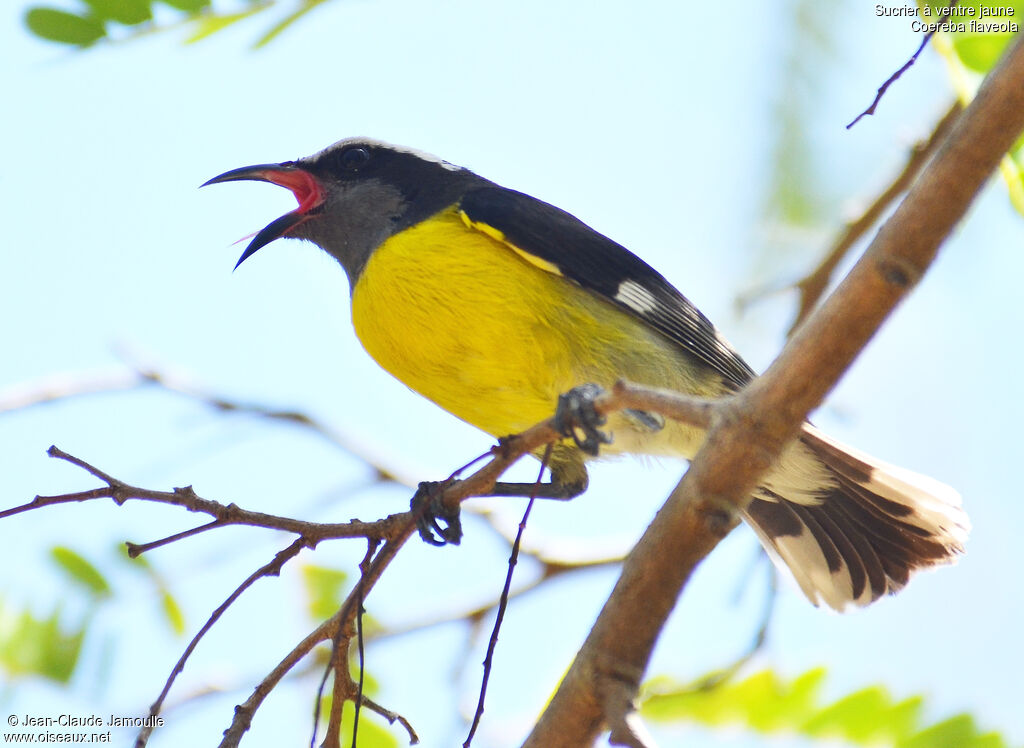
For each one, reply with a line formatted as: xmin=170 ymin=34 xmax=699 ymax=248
xmin=202 ymin=163 xmax=325 ymax=269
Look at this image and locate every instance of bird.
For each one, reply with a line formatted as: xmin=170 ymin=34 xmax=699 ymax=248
xmin=203 ymin=137 xmax=968 ymax=611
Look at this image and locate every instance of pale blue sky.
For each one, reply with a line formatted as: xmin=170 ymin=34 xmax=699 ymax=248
xmin=2 ymin=2 xmax=1023 ymax=746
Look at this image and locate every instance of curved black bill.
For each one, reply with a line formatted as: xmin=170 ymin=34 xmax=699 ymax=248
xmin=202 ymin=163 xmax=317 ymax=270
xmin=234 ymin=211 xmax=306 ymax=269
xmin=200 ymin=163 xmax=295 ymax=188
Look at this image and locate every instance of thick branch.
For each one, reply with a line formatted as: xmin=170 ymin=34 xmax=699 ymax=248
xmin=525 ymin=33 xmax=1024 ymax=748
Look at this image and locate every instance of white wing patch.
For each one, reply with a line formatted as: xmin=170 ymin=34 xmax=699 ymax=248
xmin=615 ymin=280 xmax=659 ymax=315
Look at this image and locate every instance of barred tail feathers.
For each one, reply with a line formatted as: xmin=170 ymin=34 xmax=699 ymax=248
xmin=741 ymin=425 xmax=969 ymax=611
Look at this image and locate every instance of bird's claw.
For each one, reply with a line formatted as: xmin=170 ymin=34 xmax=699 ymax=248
xmin=555 ymin=383 xmax=612 ymax=456
xmin=411 ymin=480 xmax=463 ymax=546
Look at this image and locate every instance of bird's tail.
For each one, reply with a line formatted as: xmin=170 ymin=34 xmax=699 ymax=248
xmin=741 ymin=424 xmax=969 ymax=611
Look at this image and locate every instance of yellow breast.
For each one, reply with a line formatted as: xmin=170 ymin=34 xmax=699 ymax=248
xmin=350 ymin=207 xmax=715 ymax=455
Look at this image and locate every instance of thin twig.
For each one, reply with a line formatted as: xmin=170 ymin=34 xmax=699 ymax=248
xmin=135 ymin=538 xmax=311 ymax=748
xmin=429 ymin=379 xmax=716 ymax=521
xmin=4 ymin=446 xmax=403 ymax=540
xmin=312 ymin=537 xmax=380 ymax=748
xmin=47 ymin=444 xmax=123 ymax=485
xmin=791 ymin=101 xmax=961 ymax=332
xmin=0 ymin=364 xmax=416 ymax=487
xmin=352 ymin=567 xmax=366 ymax=748
xmin=846 ymin=0 xmax=961 ymax=128
xmin=464 ymin=445 xmax=551 ymax=747
xmin=125 ymin=519 xmax=226 ymax=557
xmin=220 ymin=535 xmax=413 ymax=748
xmin=368 ymin=553 xmax=622 ymax=644
xmin=358 ymin=696 xmax=419 ymax=744
xmin=12 ymin=377 xmax=720 ymax=748
xmin=0 ymin=369 xmax=142 ymax=412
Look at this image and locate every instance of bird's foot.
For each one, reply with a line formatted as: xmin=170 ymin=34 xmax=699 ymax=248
xmin=555 ymin=383 xmax=612 ymax=456
xmin=411 ymin=480 xmax=463 ymax=546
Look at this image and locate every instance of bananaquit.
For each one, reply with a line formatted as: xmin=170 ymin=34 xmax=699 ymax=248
xmin=204 ymin=137 xmax=968 ymax=611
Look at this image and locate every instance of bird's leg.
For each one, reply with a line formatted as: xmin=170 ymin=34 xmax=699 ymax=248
xmin=411 ymin=471 xmax=588 ymax=546
xmin=413 ymin=383 xmax=610 ymax=546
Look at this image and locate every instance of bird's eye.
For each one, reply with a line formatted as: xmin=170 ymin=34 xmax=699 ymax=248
xmin=339 ymin=146 xmax=371 ymax=171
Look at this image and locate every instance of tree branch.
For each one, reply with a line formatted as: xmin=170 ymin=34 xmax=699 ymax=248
xmin=846 ymin=0 xmax=961 ymax=128
xmin=464 ymin=447 xmax=550 ymax=747
xmin=135 ymin=538 xmax=311 ymax=748
xmin=2 ymin=446 xmax=404 ymax=540
xmin=5 ymin=371 xmax=716 ymax=746
xmin=209 ymin=381 xmax=717 ymax=746
xmin=0 ymin=356 xmax=870 ymax=744
xmin=0 ymin=363 xmax=418 ymax=487
xmin=525 ymin=32 xmax=1024 ymax=748
xmin=790 ymin=100 xmax=962 ymax=333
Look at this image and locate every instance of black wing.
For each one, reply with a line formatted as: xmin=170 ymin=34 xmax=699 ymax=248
xmin=458 ymin=187 xmax=756 ymax=391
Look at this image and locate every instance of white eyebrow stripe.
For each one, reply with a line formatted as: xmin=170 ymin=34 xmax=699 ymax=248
xmin=615 ymin=279 xmax=659 ymax=315
xmin=314 ymin=137 xmax=464 ymax=171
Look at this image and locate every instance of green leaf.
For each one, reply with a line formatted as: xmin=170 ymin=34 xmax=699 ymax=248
xmin=920 ymin=1 xmax=1024 ymax=73
xmin=51 ymin=546 xmax=111 ymax=598
xmin=184 ymin=5 xmax=268 ymax=44
xmin=80 ymin=0 xmax=153 ymax=25
xmin=254 ymin=0 xmax=328 ymax=48
xmin=642 ymin=668 xmax=825 ymax=728
xmin=24 ymin=7 xmax=106 ymax=46
xmin=302 ymin=564 xmax=348 ymax=621
xmin=159 ymin=0 xmax=210 ymax=11
xmin=160 ymin=590 xmax=186 ymax=636
xmin=802 ymin=687 xmax=911 ymax=743
xmin=640 ymin=667 xmax=1012 ymax=747
xmin=900 ymin=714 xmax=1008 ymax=748
xmin=953 ymin=33 xmax=1017 ymax=72
xmin=919 ymin=1 xmax=1024 ymax=216
xmin=0 ymin=602 xmax=86 ymax=683
xmin=116 ymin=543 xmax=185 ymax=636
xmin=1000 ymin=135 xmax=1024 ymax=215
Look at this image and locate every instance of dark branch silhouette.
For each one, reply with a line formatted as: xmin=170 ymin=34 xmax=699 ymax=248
xmin=847 ymin=0 xmax=962 ymax=128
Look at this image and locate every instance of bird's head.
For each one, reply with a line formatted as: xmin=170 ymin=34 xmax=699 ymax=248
xmin=203 ymin=137 xmax=475 ymax=284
